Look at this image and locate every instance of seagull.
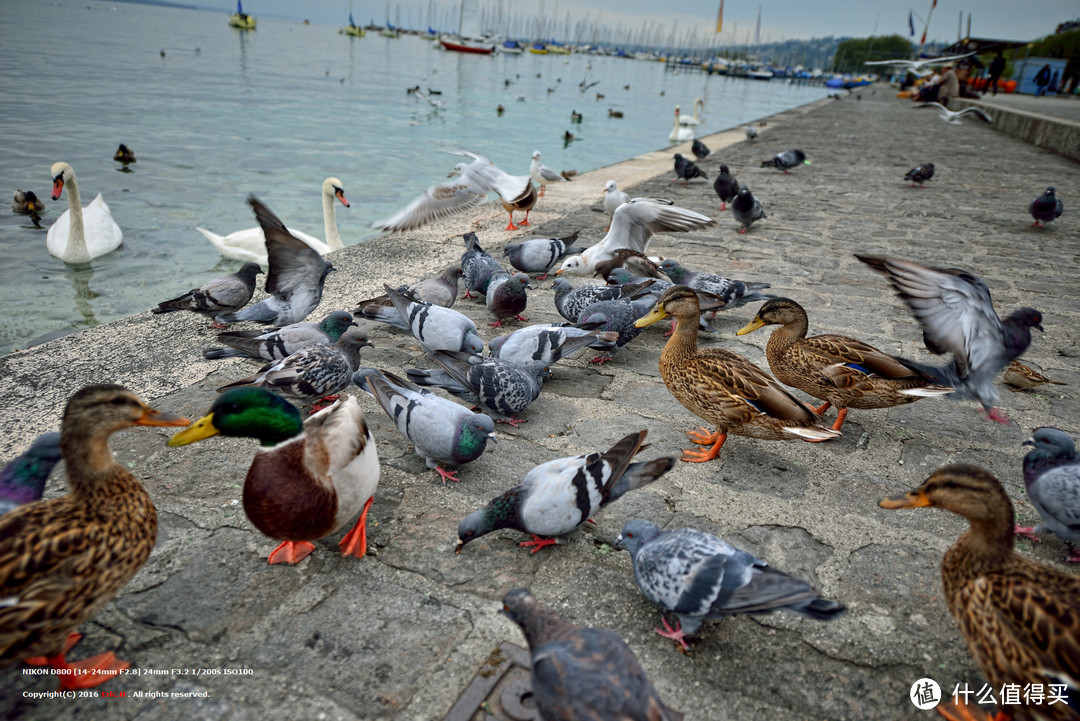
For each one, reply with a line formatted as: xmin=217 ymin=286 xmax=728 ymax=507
xmin=916 ymin=102 xmax=993 ymax=125
xmin=864 ymin=52 xmax=975 ymax=77
xmin=529 ymin=150 xmax=569 ymax=197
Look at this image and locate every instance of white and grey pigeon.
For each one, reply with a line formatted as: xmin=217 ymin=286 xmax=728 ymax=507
xmin=529 ymin=150 xmax=570 ymax=197
xmin=485 ymin=270 xmax=532 ymax=327
xmin=461 ymin=232 xmax=503 ymax=299
xmin=217 ymin=326 xmax=371 ymax=408
xmin=1029 ymin=186 xmax=1063 ymax=228
xmin=216 ymin=196 xmax=335 ymax=326
xmin=615 ymin=519 xmax=846 ymax=651
xmin=151 ymin=262 xmax=262 ymax=326
xmin=601 ymin=180 xmax=629 ymax=230
xmin=1017 ymin=427 xmax=1080 ymax=563
xmin=203 ymin=310 xmax=357 ymax=361
xmin=457 ymin=430 xmax=675 ymax=553
xmin=489 ymin=323 xmax=618 ymax=367
xmin=731 ymin=186 xmax=765 ymax=234
xmin=503 ymin=231 xmax=582 ymax=279
xmin=500 ymin=589 xmax=685 ymax=721
xmin=760 ymin=149 xmax=808 ymax=173
xmin=657 ymin=259 xmax=773 ymax=311
xmin=361 ymin=284 xmax=484 ymax=355
xmin=556 ymin=198 xmax=714 ymax=277
xmin=354 ymin=263 xmax=461 ymax=310
xmin=856 ymin=254 xmax=1043 ymax=424
xmin=354 ymin=368 xmax=497 ymax=484
xmin=551 ymin=277 xmax=652 ymax=323
xmin=406 ymin=350 xmax=547 ymax=427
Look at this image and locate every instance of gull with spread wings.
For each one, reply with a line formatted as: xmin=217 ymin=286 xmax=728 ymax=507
xmin=916 ymin=102 xmax=994 ymax=125
xmin=864 ymin=52 xmax=975 ymax=77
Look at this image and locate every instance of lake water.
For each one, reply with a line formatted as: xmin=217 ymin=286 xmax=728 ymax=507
xmin=0 ymin=1 xmax=828 ymax=355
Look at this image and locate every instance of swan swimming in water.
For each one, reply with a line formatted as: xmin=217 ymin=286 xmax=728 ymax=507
xmin=677 ymin=97 xmax=704 ymax=126
xmin=46 ymin=162 xmax=123 ymax=264
xmin=668 ymin=106 xmax=694 ymax=143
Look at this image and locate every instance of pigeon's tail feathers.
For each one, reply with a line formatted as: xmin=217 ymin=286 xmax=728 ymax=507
xmin=561 ymin=245 xmax=586 ymax=257
xmin=597 ymin=430 xmax=650 ymax=498
xmin=895 ymin=355 xmax=960 ymax=389
xmin=791 ymin=598 xmax=847 ymax=621
xmin=760 ymin=159 xmax=774 ymax=168
xmin=203 ymin=346 xmax=244 ymax=360
xmin=607 ymin=456 xmax=676 ymax=501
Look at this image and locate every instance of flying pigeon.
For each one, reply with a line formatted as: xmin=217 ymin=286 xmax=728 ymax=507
xmin=616 ymin=519 xmax=845 ymax=650
xmin=486 ymin=271 xmax=532 ymax=327
xmin=151 ymin=262 xmax=262 ymax=327
xmin=461 ymin=232 xmax=504 ymax=299
xmin=761 ymin=149 xmax=808 ymax=173
xmin=0 ymin=432 xmax=62 ymax=516
xmin=712 ymin=165 xmax=740 ymax=211
xmin=503 ymin=232 xmax=582 ymax=279
xmin=904 ymin=163 xmax=935 ymax=188
xmin=354 ymin=368 xmax=496 ymax=484
xmin=362 ymin=284 xmax=484 ymax=355
xmin=1016 ymin=427 xmax=1080 ymax=563
xmin=1029 ymin=187 xmax=1063 ymax=229
xmin=855 ymin=254 xmax=1043 ymax=423
xmin=672 ymin=153 xmax=707 ymax=184
xmin=691 ymin=138 xmax=711 ymax=160
xmin=216 ymin=196 xmax=335 ymax=326
xmin=601 ymin=180 xmax=629 ymax=230
xmin=406 ymin=351 xmax=547 ymax=427
xmin=656 ymin=259 xmax=773 ymax=311
xmin=203 ymin=310 xmax=357 ymax=361
xmin=731 ymin=186 xmax=766 ymax=234
xmin=354 ymin=264 xmax=461 ymax=310
xmin=488 ymin=323 xmax=618 ymax=367
xmin=530 ymin=150 xmax=570 ymax=197
xmin=500 ymin=588 xmax=684 ymax=721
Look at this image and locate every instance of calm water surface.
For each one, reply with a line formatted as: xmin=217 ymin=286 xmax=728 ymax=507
xmin=0 ymin=1 xmax=828 ymax=355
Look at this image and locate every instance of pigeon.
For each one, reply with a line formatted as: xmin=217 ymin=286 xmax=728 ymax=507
xmin=672 ymin=153 xmax=707 ymax=184
xmin=489 ymin=323 xmax=618 ymax=366
xmin=916 ymin=102 xmax=993 ymax=124
xmin=551 ymin=277 xmax=652 ymax=323
xmin=366 ymin=284 xmax=484 ymax=354
xmin=592 ymin=248 xmax=663 ymax=281
xmin=556 ymin=198 xmax=714 ymax=277
xmin=458 ymin=429 xmax=674 ymax=553
xmin=530 ymin=150 xmax=570 ymax=197
xmin=1001 ymin=360 xmax=1067 ymax=392
xmin=855 ymin=254 xmax=1043 ymax=424
xmin=657 ymin=259 xmax=773 ymax=311
xmin=577 ymin=293 xmax=657 ymax=363
xmin=1015 ymin=428 xmax=1080 ymax=562
xmin=904 ymin=163 xmax=935 ymax=188
xmin=151 ymin=262 xmax=262 ymax=326
xmin=0 ymin=432 xmax=63 ymax=516
xmin=1029 ymin=187 xmax=1063 ymax=228
xmin=744 ymin=125 xmax=758 ymax=141
xmin=353 ymin=264 xmax=461 ymax=310
xmin=500 ymin=588 xmax=684 ymax=721
xmin=605 ymin=269 xmax=721 ymax=335
xmin=461 ymin=232 xmax=503 ymax=299
xmin=615 ymin=519 xmax=846 ymax=650
xmin=761 ymin=149 xmax=808 ymax=173
xmin=601 ymin=180 xmax=629 ymax=230
xmin=217 ymin=327 xmax=371 ymax=408
xmin=216 ymin=196 xmax=335 ymax=326
xmin=203 ymin=310 xmax=357 ymax=361
xmin=690 ymin=138 xmax=711 ymax=160
xmin=406 ymin=351 xmax=547 ymax=427
xmin=354 ymin=368 xmax=496 ymax=484
xmin=503 ymin=232 xmax=582 ymax=279
xmin=731 ymin=186 xmax=765 ymax=234
xmin=486 ymin=271 xmax=532 ymax=327
xmin=712 ymin=165 xmax=740 ymax=211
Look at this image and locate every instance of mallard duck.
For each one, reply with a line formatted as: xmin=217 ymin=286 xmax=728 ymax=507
xmin=880 ymin=464 xmax=1080 ymax=721
xmin=112 ymin=143 xmax=136 ymax=164
xmin=634 ymin=286 xmax=839 ymax=462
xmin=0 ymin=385 xmax=189 ymax=689
xmin=736 ymin=297 xmax=953 ymax=433
xmin=168 ymin=388 xmax=379 ymax=565
xmin=11 ymin=189 xmax=45 ymax=214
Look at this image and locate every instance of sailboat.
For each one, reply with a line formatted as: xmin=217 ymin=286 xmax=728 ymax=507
xmin=379 ymin=2 xmax=401 ymax=37
xmin=228 ymin=0 xmax=256 ymax=29
xmin=440 ymin=0 xmax=495 ymax=54
xmin=343 ymin=0 xmax=365 ymax=35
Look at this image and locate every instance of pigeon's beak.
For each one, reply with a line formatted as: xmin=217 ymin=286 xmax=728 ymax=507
xmin=1035 ymin=322 xmax=1044 ymax=332
xmin=488 ymin=432 xmax=498 ymax=443
xmin=454 ymin=539 xmax=466 ymax=554
xmin=1022 ymin=437 xmax=1035 ymax=447
xmin=613 ymin=533 xmax=625 ymax=548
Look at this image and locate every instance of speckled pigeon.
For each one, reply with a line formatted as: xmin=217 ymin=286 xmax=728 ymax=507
xmin=216 ymin=196 xmax=334 ymax=325
xmin=1017 ymin=427 xmax=1080 ymax=562
xmin=152 ymin=262 xmax=262 ymax=325
xmin=691 ymin=138 xmax=710 ymax=160
xmin=361 ymin=284 xmax=484 ymax=354
xmin=354 ymin=368 xmax=496 ymax=484
xmin=461 ymin=232 xmax=503 ymax=299
xmin=712 ymin=165 xmax=739 ymax=211
xmin=904 ymin=163 xmax=935 ymax=188
xmin=203 ymin=310 xmax=357 ymax=361
xmin=354 ymin=263 xmax=461 ymax=310
xmin=486 ymin=270 xmax=532 ymax=327
xmin=855 ymin=254 xmax=1043 ymax=423
xmin=657 ymin=259 xmax=773 ymax=311
xmin=672 ymin=153 xmax=707 ymax=184
xmin=488 ymin=323 xmax=617 ymax=366
xmin=405 ymin=351 xmax=547 ymax=427
xmin=616 ymin=519 xmax=845 ymax=650
xmin=501 ymin=588 xmax=684 ymax=721
xmin=577 ymin=293 xmax=656 ymax=363
xmin=605 ymin=268 xmax=717 ymax=335
xmin=1029 ymin=187 xmax=1063 ymax=228
xmin=457 ymin=430 xmax=675 ymax=553
xmin=551 ymin=277 xmax=652 ymax=323
xmin=761 ymin=148 xmax=808 ymax=173
xmin=0 ymin=432 xmax=62 ymax=516
xmin=503 ymin=232 xmax=582 ymax=279
xmin=731 ymin=186 xmax=765 ymax=234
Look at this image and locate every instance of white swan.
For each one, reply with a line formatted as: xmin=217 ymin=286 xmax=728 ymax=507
xmin=46 ymin=162 xmax=123 ymax=264
xmin=668 ymin=106 xmax=694 ymax=142
xmin=197 ymin=177 xmax=349 ymax=265
xmin=678 ymin=97 xmax=704 ymax=126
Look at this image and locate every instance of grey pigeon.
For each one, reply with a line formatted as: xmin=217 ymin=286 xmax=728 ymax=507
xmin=577 ymin=293 xmax=656 ymax=363
xmin=362 ymin=284 xmax=484 ymax=354
xmin=152 ymin=262 xmax=262 ymax=325
xmin=904 ymin=163 xmax=935 ymax=188
xmin=657 ymin=259 xmax=773 ymax=311
xmin=461 ymin=232 xmax=502 ymax=299
xmin=592 ymin=248 xmax=663 ymax=281
xmin=1029 ymin=186 xmax=1063 ymax=228
xmin=712 ymin=165 xmax=740 ymax=211
xmin=551 ymin=277 xmax=651 ymax=323
xmin=202 ymin=310 xmax=356 ymax=361
xmin=501 ymin=588 xmax=684 ymax=721
xmin=503 ymin=232 xmax=582 ymax=279
xmin=486 ymin=271 xmax=532 ymax=327
xmin=354 ymin=264 xmax=461 ymax=310
xmin=217 ymin=326 xmax=371 ymax=407
xmin=406 ymin=351 xmax=547 ymax=427
xmin=691 ymin=138 xmax=710 ymax=160
xmin=216 ymin=196 xmax=335 ymax=325
xmin=0 ymin=432 xmax=62 ymax=516
xmin=1017 ymin=427 xmax=1080 ymax=563
xmin=672 ymin=153 xmax=707 ymax=184
xmin=615 ymin=519 xmax=845 ymax=650
xmin=354 ymin=368 xmax=496 ymax=484
xmin=731 ymin=186 xmax=765 ymax=234
xmin=745 ymin=125 xmax=758 ymax=141
xmin=605 ymin=268 xmax=717 ymax=335
xmin=457 ymin=430 xmax=675 ymax=553
xmin=489 ymin=323 xmax=618 ymax=366
xmin=856 ymin=254 xmax=1043 ymax=423
xmin=761 ymin=148 xmax=807 ymax=173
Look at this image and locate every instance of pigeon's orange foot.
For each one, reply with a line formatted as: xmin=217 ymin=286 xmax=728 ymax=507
xmin=513 ymin=314 xmax=528 ymax=322
xmin=310 ymin=395 xmax=340 ymax=413
xmin=496 ymin=417 xmax=527 ymax=428
xmin=268 ymin=540 xmax=316 ymax=565
xmin=434 ymin=465 xmax=461 ymax=484
xmin=338 ymin=496 xmax=374 ymax=559
xmin=519 ymin=535 xmax=557 ymax=554
xmin=589 ymin=355 xmax=613 ymax=364
xmin=737 ymin=227 xmax=747 ymax=234
xmin=982 ymin=406 xmax=1009 ymax=424
xmin=719 ymin=202 xmax=726 ymax=211
xmin=1014 ymin=524 xmax=1041 ymax=543
xmin=535 ymin=274 xmax=548 ymax=280
xmin=654 ymin=616 xmax=690 ymax=652
xmin=489 ymin=319 xmax=507 ymax=328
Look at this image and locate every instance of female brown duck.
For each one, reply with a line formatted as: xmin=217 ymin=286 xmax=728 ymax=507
xmin=635 ymin=286 xmax=839 ymax=462
xmin=737 ymin=297 xmax=952 ymax=433
xmin=0 ymin=385 xmax=189 ymax=689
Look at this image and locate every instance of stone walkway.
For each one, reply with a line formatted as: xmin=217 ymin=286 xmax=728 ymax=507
xmin=1 ymin=88 xmax=1077 ymax=721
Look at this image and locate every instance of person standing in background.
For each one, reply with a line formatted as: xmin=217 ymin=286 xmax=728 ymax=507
xmin=987 ymin=51 xmax=1005 ymax=96
xmin=1034 ymin=63 xmax=1051 ymax=96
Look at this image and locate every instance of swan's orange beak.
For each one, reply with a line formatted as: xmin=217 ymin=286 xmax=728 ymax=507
xmin=335 ymin=188 xmax=350 ymax=208
xmin=51 ymin=177 xmax=64 ymax=201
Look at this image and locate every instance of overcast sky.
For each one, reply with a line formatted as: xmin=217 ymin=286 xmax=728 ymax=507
xmin=206 ymin=0 xmax=1075 ymax=43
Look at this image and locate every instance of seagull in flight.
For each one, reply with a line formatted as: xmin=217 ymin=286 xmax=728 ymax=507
xmin=916 ymin=102 xmax=993 ymax=125
xmin=864 ymin=52 xmax=975 ymax=77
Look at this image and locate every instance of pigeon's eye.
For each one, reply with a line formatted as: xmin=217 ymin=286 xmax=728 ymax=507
xmin=626 ymin=532 xmax=634 ymax=538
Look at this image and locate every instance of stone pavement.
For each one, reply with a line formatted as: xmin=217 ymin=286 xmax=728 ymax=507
xmin=1 ymin=88 xmax=1078 ymax=721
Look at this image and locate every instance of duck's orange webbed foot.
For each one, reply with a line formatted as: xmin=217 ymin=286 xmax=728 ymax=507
xmin=338 ymin=496 xmax=374 ymax=559
xmin=268 ymin=540 xmax=316 ymax=565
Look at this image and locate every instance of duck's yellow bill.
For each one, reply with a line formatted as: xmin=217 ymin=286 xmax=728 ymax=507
xmin=736 ymin=317 xmax=765 ymax=336
xmin=634 ymin=305 xmax=668 ymax=328
xmin=136 ymin=407 xmax=191 ymax=428
xmin=168 ymin=413 xmax=219 ymax=446
xmin=878 ymin=489 xmax=930 ymax=509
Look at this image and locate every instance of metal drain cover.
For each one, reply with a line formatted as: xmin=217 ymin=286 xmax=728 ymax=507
xmin=443 ymin=642 xmax=540 ymax=721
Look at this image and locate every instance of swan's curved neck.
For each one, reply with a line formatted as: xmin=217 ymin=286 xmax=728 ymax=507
xmin=322 ymin=191 xmax=342 ymax=250
xmin=64 ymin=172 xmax=87 ymax=257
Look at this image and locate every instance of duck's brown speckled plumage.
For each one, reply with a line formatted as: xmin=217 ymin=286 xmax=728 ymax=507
xmin=882 ymin=465 xmax=1080 ymax=721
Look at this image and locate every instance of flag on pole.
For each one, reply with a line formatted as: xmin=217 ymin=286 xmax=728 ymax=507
xmin=908 ymin=11 xmax=915 ymax=36
xmin=716 ymin=0 xmax=724 ymax=33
